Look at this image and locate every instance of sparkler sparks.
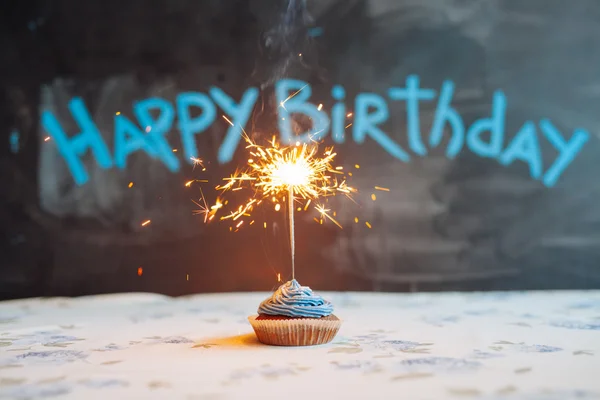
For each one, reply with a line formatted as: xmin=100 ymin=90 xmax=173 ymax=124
xmin=211 ymin=134 xmax=356 ymax=279
xmin=279 ymin=84 xmax=308 ymax=111
xmin=222 ymin=115 xmax=234 ymax=126
xmin=315 ymin=204 xmax=342 ymax=229
xmin=190 ymin=157 xmax=205 ymax=170
xmin=374 ymin=186 xmax=390 ymax=192
xmin=192 ymin=187 xmax=216 ymax=224
xmin=186 ymin=179 xmax=209 ymax=187
xmin=214 ymin=135 xmax=355 ymax=222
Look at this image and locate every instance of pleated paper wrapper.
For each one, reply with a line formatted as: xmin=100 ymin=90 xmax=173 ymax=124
xmin=248 ymin=315 xmax=342 ymax=346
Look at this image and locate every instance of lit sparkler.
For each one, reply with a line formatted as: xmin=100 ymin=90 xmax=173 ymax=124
xmin=212 ymin=134 xmax=356 ymax=279
xmin=190 ymin=157 xmax=206 ymax=171
xmin=192 ymin=187 xmax=217 ymax=224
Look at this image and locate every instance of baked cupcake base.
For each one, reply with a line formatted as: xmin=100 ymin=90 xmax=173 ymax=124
xmin=248 ymin=314 xmax=341 ymax=346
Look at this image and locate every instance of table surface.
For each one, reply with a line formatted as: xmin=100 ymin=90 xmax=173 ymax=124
xmin=0 ymin=290 xmax=599 ymax=400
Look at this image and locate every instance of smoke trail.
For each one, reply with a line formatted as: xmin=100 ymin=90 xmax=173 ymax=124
xmin=260 ymin=0 xmax=313 ymax=88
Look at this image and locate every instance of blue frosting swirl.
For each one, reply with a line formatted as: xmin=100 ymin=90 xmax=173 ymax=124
xmin=257 ymin=279 xmax=333 ymax=318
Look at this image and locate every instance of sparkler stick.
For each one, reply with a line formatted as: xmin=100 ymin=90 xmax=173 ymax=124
xmin=210 ymin=133 xmax=356 ymax=279
xmin=288 ymin=186 xmax=295 ymax=279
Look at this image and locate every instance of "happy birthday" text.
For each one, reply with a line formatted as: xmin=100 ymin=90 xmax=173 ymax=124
xmin=41 ymin=75 xmax=590 ymax=187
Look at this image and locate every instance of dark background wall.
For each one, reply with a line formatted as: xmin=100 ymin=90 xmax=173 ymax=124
xmin=1 ymin=0 xmax=600 ymax=300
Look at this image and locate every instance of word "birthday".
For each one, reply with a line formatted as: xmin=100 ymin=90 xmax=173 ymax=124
xmin=41 ymin=75 xmax=590 ymax=187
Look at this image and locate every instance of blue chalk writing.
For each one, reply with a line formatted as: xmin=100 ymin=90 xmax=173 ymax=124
xmin=499 ymin=121 xmax=542 ymax=180
xmin=308 ymin=27 xmax=323 ymax=37
xmin=134 ymin=97 xmax=179 ymax=172
xmin=353 ymin=93 xmax=410 ymax=162
xmin=41 ymin=97 xmax=113 ymax=185
xmin=210 ymin=86 xmax=259 ymax=163
xmin=540 ymin=119 xmax=590 ymax=187
xmin=177 ymin=92 xmax=216 ymax=163
xmin=331 ymin=85 xmax=346 ymax=144
xmin=276 ymin=79 xmax=329 ymax=143
xmin=39 ymin=78 xmax=590 ymax=188
xmin=9 ymin=130 xmax=19 ymax=153
xmin=388 ymin=75 xmax=436 ymax=156
xmin=466 ymin=91 xmax=506 ymax=158
xmin=428 ymin=81 xmax=464 ymax=158
xmin=113 ymin=114 xmax=158 ymax=168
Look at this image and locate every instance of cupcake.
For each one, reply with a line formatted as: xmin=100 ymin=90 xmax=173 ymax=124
xmin=248 ymin=279 xmax=341 ymax=346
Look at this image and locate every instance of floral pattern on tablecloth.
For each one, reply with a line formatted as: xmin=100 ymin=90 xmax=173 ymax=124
xmin=0 ymin=291 xmax=599 ymax=399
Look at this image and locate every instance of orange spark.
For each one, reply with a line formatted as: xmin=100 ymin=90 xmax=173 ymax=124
xmin=190 ymin=157 xmax=205 ymax=169
xmin=280 ymin=84 xmax=308 ymax=110
xmin=222 ymin=115 xmax=234 ymax=126
xmin=141 ymin=220 xmax=151 ymax=227
xmin=137 ymin=267 xmax=143 ymax=276
xmin=375 ymin=186 xmax=390 ymax=191
xmin=304 ymin=199 xmax=311 ymax=210
xmin=192 ymin=188 xmax=215 ymax=223
xmin=315 ymin=205 xmax=343 ymax=229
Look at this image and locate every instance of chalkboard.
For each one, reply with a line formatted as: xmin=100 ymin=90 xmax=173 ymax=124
xmin=2 ymin=0 xmax=599 ymax=299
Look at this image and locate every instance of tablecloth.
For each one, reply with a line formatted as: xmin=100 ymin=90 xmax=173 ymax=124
xmin=1 ymin=290 xmax=599 ymax=399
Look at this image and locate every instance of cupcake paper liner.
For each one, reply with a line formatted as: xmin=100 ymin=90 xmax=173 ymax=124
xmin=248 ymin=315 xmax=341 ymax=346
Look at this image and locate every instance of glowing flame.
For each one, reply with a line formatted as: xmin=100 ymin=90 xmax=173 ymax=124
xmin=213 ymin=134 xmax=355 ymax=224
xmin=209 ymin=130 xmax=358 ymax=280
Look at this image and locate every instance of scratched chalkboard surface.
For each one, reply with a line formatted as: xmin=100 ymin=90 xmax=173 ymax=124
xmin=1 ymin=0 xmax=600 ymax=299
